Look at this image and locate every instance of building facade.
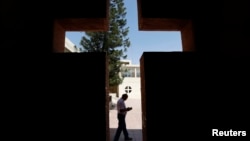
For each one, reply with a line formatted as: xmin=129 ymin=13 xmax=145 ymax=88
xmin=118 ymin=60 xmax=141 ymax=99
xmin=64 ymin=37 xmax=82 ymax=53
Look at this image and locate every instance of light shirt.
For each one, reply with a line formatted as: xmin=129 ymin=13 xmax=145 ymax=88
xmin=117 ymin=98 xmax=126 ymax=115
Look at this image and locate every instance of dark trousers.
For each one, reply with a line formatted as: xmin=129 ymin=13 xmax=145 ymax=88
xmin=113 ymin=113 xmax=129 ymax=141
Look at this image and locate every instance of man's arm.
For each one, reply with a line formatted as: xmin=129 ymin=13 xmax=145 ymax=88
xmin=120 ymin=107 xmax=132 ymax=112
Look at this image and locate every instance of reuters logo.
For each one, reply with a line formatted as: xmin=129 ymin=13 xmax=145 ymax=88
xmin=212 ymin=129 xmax=247 ymax=136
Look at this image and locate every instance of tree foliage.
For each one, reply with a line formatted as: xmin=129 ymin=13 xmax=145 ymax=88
xmin=80 ymin=0 xmax=130 ymax=86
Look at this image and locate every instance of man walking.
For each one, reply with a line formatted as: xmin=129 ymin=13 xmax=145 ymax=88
xmin=113 ymin=94 xmax=133 ymax=141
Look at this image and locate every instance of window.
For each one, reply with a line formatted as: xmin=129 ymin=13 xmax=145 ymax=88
xmin=125 ymin=86 xmax=132 ymax=93
xmin=121 ymin=67 xmax=135 ymax=77
xmin=136 ymin=68 xmax=140 ymax=77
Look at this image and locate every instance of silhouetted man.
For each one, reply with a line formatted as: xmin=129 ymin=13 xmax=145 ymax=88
xmin=113 ymin=94 xmax=133 ymax=141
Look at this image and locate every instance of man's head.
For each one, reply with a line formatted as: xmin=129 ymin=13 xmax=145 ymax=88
xmin=121 ymin=94 xmax=128 ymax=101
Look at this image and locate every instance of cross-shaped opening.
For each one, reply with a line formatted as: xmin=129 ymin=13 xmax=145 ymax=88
xmin=52 ymin=1 xmax=195 ymax=141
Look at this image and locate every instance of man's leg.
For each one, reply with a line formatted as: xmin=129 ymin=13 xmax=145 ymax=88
xmin=121 ymin=116 xmax=131 ymax=139
xmin=113 ymin=114 xmax=124 ymax=141
xmin=114 ymin=127 xmax=122 ymax=141
xmin=122 ymin=121 xmax=129 ymax=138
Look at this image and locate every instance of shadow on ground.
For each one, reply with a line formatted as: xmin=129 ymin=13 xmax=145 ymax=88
xmin=110 ymin=128 xmax=142 ymax=141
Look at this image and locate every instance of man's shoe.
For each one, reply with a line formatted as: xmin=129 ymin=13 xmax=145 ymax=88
xmin=125 ymin=137 xmax=133 ymax=141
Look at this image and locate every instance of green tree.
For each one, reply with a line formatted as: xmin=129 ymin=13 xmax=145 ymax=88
xmin=80 ymin=0 xmax=130 ymax=87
